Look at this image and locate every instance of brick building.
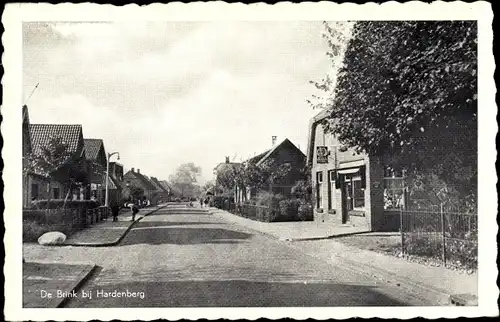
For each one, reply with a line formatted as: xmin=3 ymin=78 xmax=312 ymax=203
xmin=307 ymin=110 xmax=395 ymax=231
xmin=22 ymin=105 xmax=90 ymax=207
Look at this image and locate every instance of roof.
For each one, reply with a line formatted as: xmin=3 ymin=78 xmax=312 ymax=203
xmin=131 ymin=171 xmax=156 ymax=190
xmin=246 ymin=138 xmax=305 ymax=166
xmin=159 ymin=180 xmax=172 ymax=191
xmin=83 ymin=139 xmax=105 ymax=160
xmin=150 ymin=177 xmax=169 ymax=192
xmin=29 ymin=124 xmax=83 ymax=155
xmin=146 ymin=176 xmax=163 ymax=191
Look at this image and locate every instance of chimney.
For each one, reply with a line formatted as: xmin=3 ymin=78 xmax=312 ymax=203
xmin=272 ymin=136 xmax=277 ymax=146
xmin=225 ymin=156 xmax=230 ymax=163
xmin=137 ymin=169 xmax=140 ymax=174
xmin=131 ymin=167 xmax=134 ymax=173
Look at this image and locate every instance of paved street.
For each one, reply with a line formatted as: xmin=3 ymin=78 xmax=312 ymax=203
xmin=23 ymin=204 xmax=430 ymax=307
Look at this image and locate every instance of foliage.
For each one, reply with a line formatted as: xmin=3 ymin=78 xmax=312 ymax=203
xmin=297 ymin=203 xmax=314 ymax=221
xmin=278 ymin=199 xmax=301 ymax=221
xmin=30 ymin=199 xmax=99 ymax=210
xmin=128 ymin=184 xmax=145 ymax=201
xmin=311 ymin=21 xmax=477 ymax=208
xmin=255 ymin=191 xmax=285 ymax=209
xmin=23 ymin=136 xmax=72 ymax=178
xmin=24 ymin=136 xmax=88 ymax=207
xmin=215 ymin=158 xmax=292 ymax=194
xmin=169 ymin=162 xmax=202 ymax=197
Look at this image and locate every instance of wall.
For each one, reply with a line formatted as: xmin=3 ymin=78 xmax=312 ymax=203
xmin=311 ymin=123 xmax=377 ymax=230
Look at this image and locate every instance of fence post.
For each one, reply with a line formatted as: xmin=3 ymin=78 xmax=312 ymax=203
xmin=400 ymin=207 xmax=404 ymax=256
xmin=440 ymin=203 xmax=446 ymax=265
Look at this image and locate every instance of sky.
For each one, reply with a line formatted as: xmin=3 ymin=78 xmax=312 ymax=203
xmin=23 ymin=21 xmax=345 ymax=183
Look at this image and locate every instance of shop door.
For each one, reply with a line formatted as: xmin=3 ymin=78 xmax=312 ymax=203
xmin=341 ymin=176 xmax=352 ymax=224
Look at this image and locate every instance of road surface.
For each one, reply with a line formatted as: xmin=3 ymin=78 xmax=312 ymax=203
xmin=25 ymin=204 xmax=430 ymax=307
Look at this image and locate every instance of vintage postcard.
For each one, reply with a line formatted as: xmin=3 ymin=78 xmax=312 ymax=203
xmin=2 ymin=1 xmax=498 ymax=320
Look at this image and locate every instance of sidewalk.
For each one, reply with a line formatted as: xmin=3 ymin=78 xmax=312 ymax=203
xmin=290 ymin=238 xmax=478 ymax=306
xmin=23 ymin=261 xmax=96 ymax=308
xmin=208 ymin=208 xmax=369 ymax=241
xmin=62 ymin=205 xmax=165 ymax=246
xmin=209 ymin=208 xmax=477 ymax=306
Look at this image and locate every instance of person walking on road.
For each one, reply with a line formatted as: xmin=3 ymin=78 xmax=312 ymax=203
xmin=110 ymin=201 xmax=120 ymax=222
xmin=130 ymin=203 xmax=139 ymax=221
xmin=199 ymin=197 xmax=203 ymax=208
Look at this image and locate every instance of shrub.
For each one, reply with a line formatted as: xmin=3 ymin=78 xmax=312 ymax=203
xmin=278 ymin=199 xmax=301 ymax=221
xmin=297 ymin=203 xmax=314 ymax=221
xmin=255 ymin=191 xmax=285 ymax=209
xmin=31 ymin=199 xmax=100 ymax=210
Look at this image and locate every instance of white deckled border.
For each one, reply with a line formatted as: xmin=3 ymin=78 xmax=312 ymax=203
xmin=2 ymin=1 xmax=496 ymax=321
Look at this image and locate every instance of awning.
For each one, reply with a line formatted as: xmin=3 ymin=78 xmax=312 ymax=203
xmin=339 ymin=159 xmax=365 ymax=169
xmin=338 ymin=168 xmax=360 ymax=175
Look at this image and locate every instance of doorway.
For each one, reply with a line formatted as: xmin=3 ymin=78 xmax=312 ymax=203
xmin=341 ymin=175 xmax=351 ymax=224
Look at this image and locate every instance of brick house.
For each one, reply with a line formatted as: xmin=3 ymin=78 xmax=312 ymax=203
xmin=84 ymin=138 xmax=107 ymax=204
xmin=150 ymin=177 xmax=171 ymax=202
xmin=23 ymin=105 xmax=92 ymax=207
xmin=123 ymin=168 xmax=156 ymax=202
xmin=307 ymin=109 xmax=400 ymax=231
xmin=234 ymin=138 xmax=307 ymax=203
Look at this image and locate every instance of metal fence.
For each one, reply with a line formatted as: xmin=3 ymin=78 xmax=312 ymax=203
xmin=400 ymin=205 xmax=477 ymax=269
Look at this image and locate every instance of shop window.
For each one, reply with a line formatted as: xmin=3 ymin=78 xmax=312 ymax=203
xmin=344 ymin=171 xmax=365 ymax=210
xmin=384 ymin=176 xmax=407 ymax=210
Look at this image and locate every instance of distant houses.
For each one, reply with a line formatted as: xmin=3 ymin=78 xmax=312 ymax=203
xmin=22 ymin=104 xmax=170 ymax=209
xmin=214 ymin=138 xmax=307 ymax=204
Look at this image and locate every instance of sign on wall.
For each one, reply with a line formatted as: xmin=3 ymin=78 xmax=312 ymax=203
xmin=316 ymin=146 xmax=329 ymax=164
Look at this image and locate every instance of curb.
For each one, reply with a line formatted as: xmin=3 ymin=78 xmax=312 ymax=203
xmin=210 ymin=208 xmax=464 ymax=305
xmin=62 ymin=206 xmax=165 ymax=247
xmin=209 ymin=209 xmax=370 ymax=242
xmin=56 ymin=264 xmax=98 ymax=308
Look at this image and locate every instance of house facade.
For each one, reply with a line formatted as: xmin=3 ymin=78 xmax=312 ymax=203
xmin=234 ymin=138 xmax=307 ymax=203
xmin=307 ymin=110 xmax=400 ymax=232
xmin=23 ymin=104 xmax=90 ymax=207
xmin=123 ymin=168 xmax=156 ymax=202
xmin=84 ymin=138 xmax=107 ymax=204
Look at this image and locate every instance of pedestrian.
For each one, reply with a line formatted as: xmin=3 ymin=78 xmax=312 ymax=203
xmin=110 ymin=201 xmax=120 ymax=222
xmin=204 ymin=197 xmax=209 ymax=208
xmin=130 ymin=203 xmax=139 ymax=221
xmin=199 ymin=197 xmax=203 ymax=208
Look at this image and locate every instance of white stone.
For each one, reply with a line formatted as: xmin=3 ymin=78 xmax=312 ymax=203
xmin=38 ymin=232 xmax=66 ymax=245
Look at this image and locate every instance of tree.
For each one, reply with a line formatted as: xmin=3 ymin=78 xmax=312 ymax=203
xmin=128 ymin=185 xmax=144 ymax=202
xmin=23 ymin=136 xmax=83 ymax=208
xmin=311 ymin=21 xmax=477 ymax=208
xmin=168 ymin=162 xmax=202 ymax=197
xmin=215 ymin=158 xmax=292 ymax=198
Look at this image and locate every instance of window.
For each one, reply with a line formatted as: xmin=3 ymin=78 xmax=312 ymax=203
xmin=328 ymin=170 xmax=336 ymax=210
xmin=384 ymin=176 xmax=407 ymax=210
xmin=53 ymin=187 xmax=60 ymax=199
xmin=31 ymin=183 xmax=38 ymax=200
xmin=316 ymin=171 xmax=323 ymax=208
xmin=344 ymin=173 xmax=365 ymax=210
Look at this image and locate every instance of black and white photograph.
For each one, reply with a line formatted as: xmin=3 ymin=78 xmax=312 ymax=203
xmin=2 ymin=2 xmax=497 ymax=320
